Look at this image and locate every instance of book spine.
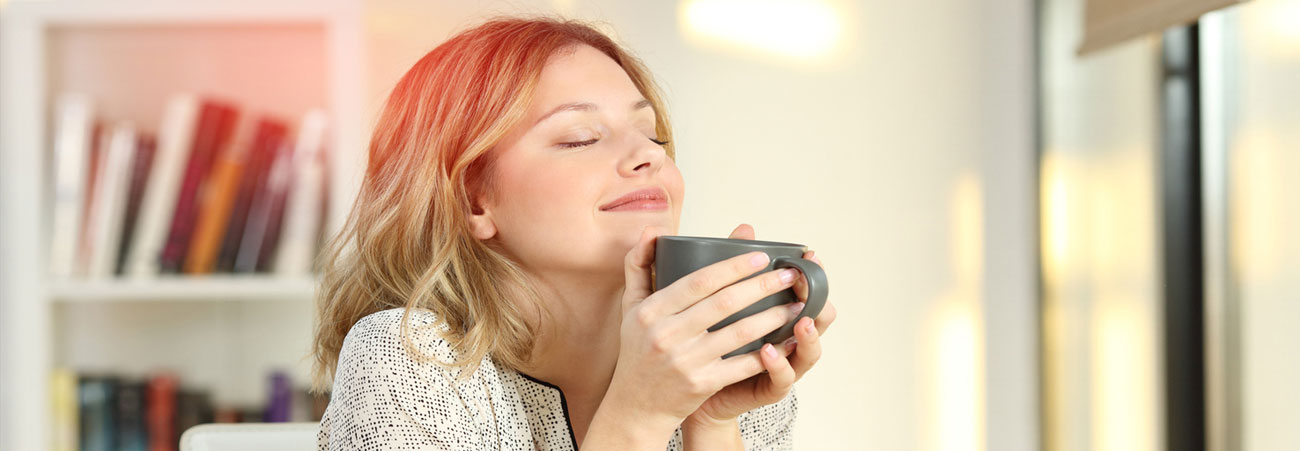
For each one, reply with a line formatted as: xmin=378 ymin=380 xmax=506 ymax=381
xmin=115 ymin=380 xmax=148 ymax=451
xmin=254 ymin=141 xmax=296 ymax=272
xmin=264 ymin=370 xmax=292 ymax=422
xmin=87 ymin=123 xmax=137 ymax=279
xmin=48 ymin=93 xmax=96 ymax=280
xmin=217 ymin=119 xmax=288 ymax=273
xmin=125 ymin=94 xmax=200 ymax=278
xmin=183 ymin=123 xmax=249 ymax=274
xmin=75 ymin=123 xmax=107 ymax=278
xmin=116 ymin=134 xmax=157 ymax=276
xmin=233 ymin=136 xmax=291 ymax=273
xmin=159 ymin=102 xmax=238 ymax=274
xmin=275 ymin=109 xmax=329 ymax=276
xmin=146 ymin=373 xmax=178 ymax=451
xmin=50 ymin=368 xmax=80 ymax=451
xmin=79 ymin=376 xmax=118 ymax=451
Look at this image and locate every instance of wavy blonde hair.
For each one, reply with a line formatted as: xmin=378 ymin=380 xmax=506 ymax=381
xmin=310 ymin=16 xmax=675 ymax=393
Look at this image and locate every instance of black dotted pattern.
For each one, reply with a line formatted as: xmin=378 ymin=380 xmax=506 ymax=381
xmin=318 ymin=308 xmax=797 ymax=450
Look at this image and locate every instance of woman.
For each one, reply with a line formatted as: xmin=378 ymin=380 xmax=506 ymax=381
xmin=311 ymin=17 xmax=836 ymax=450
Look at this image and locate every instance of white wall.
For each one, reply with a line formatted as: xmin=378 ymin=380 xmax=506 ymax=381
xmin=365 ymin=1 xmax=1036 ymax=449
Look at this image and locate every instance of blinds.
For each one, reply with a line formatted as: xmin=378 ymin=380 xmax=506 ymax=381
xmin=1079 ymin=0 xmax=1248 ymax=54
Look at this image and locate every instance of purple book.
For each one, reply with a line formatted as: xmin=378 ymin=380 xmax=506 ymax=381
xmin=263 ymin=371 xmax=291 ymax=422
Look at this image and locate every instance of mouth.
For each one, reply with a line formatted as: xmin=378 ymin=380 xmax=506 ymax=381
xmin=600 ymin=187 xmax=670 ymax=212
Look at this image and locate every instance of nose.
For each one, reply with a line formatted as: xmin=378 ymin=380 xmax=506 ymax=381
xmin=617 ymin=131 xmax=666 ymax=177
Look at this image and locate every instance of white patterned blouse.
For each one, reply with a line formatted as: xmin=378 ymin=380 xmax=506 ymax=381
xmin=317 ymin=308 xmax=798 ymax=450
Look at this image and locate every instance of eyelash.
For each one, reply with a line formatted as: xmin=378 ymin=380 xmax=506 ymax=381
xmin=559 ymin=137 xmax=671 ymax=149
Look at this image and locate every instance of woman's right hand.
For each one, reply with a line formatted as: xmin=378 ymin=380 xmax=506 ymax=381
xmin=599 ymin=225 xmax=805 ymax=433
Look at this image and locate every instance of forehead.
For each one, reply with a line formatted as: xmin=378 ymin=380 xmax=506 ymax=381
xmin=530 ymin=44 xmax=643 ymax=113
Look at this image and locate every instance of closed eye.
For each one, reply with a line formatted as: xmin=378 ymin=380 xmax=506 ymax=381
xmin=559 ymin=136 xmax=669 ymax=149
xmin=559 ymin=139 xmax=598 ymax=149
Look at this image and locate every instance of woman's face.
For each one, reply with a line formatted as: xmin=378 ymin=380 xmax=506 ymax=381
xmin=470 ymin=44 xmax=685 ymax=278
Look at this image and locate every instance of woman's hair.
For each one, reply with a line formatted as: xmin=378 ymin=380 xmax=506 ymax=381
xmin=310 ymin=16 xmax=675 ymax=393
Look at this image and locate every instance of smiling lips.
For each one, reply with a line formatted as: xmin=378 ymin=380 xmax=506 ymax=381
xmin=600 ymin=187 xmax=669 ymax=212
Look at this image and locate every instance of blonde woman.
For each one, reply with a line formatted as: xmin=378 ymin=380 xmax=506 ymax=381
xmin=312 ymin=17 xmax=837 ymax=450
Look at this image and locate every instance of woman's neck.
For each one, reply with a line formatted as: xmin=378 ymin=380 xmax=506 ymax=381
xmin=517 ymin=270 xmax=624 ymax=397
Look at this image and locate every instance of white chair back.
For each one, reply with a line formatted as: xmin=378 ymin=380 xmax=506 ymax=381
xmin=180 ymin=422 xmax=319 ymax=451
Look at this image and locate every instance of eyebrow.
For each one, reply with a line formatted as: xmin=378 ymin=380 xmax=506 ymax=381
xmin=533 ymin=98 xmax=654 ymax=128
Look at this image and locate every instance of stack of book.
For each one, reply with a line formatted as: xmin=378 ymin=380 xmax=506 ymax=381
xmin=50 ymin=367 xmax=329 ymax=451
xmin=48 ymin=93 xmax=331 ymax=280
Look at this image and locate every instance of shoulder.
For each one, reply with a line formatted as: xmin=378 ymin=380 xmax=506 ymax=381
xmin=342 ymin=308 xmax=459 ymax=366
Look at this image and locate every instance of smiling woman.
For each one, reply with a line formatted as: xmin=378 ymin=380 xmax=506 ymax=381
xmin=310 ymin=16 xmax=821 ymax=451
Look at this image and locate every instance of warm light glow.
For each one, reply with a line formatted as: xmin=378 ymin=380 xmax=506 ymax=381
xmin=933 ymin=299 xmax=984 ymax=451
xmin=1092 ymin=298 xmax=1159 ymax=451
xmin=1231 ymin=128 xmax=1284 ymax=283
xmin=953 ymin=174 xmax=983 ymax=284
xmin=1041 ymin=152 xmax=1071 ymax=285
xmin=678 ymin=0 xmax=844 ymax=62
xmin=924 ymin=173 xmax=985 ymax=451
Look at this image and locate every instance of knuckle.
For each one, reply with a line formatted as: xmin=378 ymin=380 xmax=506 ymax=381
xmin=687 ymin=274 xmax=715 ymax=296
xmin=712 ymin=291 xmax=739 ymax=316
xmin=634 ymin=307 xmax=657 ymax=328
xmin=648 ymin=327 xmax=674 ymax=353
xmin=686 ymin=375 xmax=714 ymax=396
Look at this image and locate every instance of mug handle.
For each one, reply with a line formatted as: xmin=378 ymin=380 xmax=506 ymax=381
xmin=770 ymin=255 xmax=828 ymax=341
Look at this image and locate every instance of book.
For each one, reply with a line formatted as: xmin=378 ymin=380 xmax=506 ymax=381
xmin=116 ymin=134 xmax=158 ymax=276
xmin=275 ymin=109 xmax=329 ymax=276
xmin=48 ymin=93 xmax=96 ymax=280
xmin=233 ymin=140 xmax=293 ymax=273
xmin=75 ymin=123 xmax=107 ymax=278
xmin=184 ymin=119 xmax=251 ymax=274
xmin=115 ymin=380 xmax=148 ymax=451
xmin=146 ymin=373 xmax=178 ymax=451
xmin=86 ymin=123 xmax=138 ymax=279
xmin=125 ymin=94 xmax=200 ymax=278
xmin=216 ymin=118 xmax=289 ymax=273
xmin=174 ymin=388 xmax=214 ymax=442
xmin=79 ymin=375 xmax=119 ymax=451
xmin=159 ymin=101 xmax=239 ymax=274
xmin=263 ymin=370 xmax=292 ymax=422
xmin=50 ymin=368 xmax=80 ymax=451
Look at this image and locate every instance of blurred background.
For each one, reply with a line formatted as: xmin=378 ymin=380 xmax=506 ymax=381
xmin=0 ymin=0 xmax=1294 ymax=450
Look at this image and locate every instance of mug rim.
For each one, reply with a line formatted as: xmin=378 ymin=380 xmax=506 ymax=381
xmin=659 ymin=235 xmax=806 ymax=249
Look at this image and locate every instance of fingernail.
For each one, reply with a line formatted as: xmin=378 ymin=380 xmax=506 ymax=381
xmin=803 ymin=320 xmax=816 ymax=335
xmin=787 ymin=302 xmax=805 ymax=315
xmin=763 ymin=344 xmax=777 ymax=359
xmin=782 ymin=336 xmax=798 ymax=347
xmin=750 ymin=252 xmax=770 ymax=267
xmin=779 ymin=269 xmax=797 ymax=284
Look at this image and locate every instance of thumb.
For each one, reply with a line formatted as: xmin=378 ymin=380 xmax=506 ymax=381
xmin=728 ymin=223 xmax=756 ymax=240
xmin=623 ymin=226 xmax=666 ymax=309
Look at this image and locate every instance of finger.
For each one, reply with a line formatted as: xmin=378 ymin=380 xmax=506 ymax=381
xmin=650 ymin=250 xmax=770 ymax=316
xmin=794 ymin=250 xmax=814 ymax=301
xmin=788 ymin=317 xmax=823 ymax=377
xmin=728 ymin=223 xmax=756 ymax=240
xmin=814 ymin=301 xmax=838 ymax=336
xmin=697 ymin=300 xmax=804 ymax=359
xmin=623 ymin=226 xmax=667 ymax=308
xmin=759 ymin=343 xmax=797 ymax=396
xmin=676 ymin=267 xmax=800 ymax=336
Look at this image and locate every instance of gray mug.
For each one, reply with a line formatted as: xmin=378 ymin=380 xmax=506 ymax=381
xmin=653 ymin=236 xmax=828 ymax=358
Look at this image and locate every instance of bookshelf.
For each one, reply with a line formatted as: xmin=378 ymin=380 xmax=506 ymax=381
xmin=0 ymin=1 xmax=365 ymax=449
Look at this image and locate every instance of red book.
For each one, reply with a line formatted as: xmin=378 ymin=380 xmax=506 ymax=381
xmin=146 ymin=373 xmax=178 ymax=451
xmin=159 ymin=101 xmax=239 ymax=274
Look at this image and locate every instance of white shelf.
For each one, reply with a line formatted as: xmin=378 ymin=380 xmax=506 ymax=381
xmin=48 ymin=275 xmax=320 ymax=303
xmin=0 ymin=1 xmax=366 ymax=450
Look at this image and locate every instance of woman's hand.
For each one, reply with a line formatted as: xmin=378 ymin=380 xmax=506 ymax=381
xmin=684 ymin=223 xmax=839 ymax=428
xmin=597 ymin=225 xmax=808 ymax=435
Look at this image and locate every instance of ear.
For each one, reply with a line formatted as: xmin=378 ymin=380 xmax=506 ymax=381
xmin=468 ymin=195 xmax=497 ymax=241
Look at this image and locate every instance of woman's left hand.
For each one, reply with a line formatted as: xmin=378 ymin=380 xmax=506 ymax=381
xmin=684 ymin=223 xmax=838 ymax=428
